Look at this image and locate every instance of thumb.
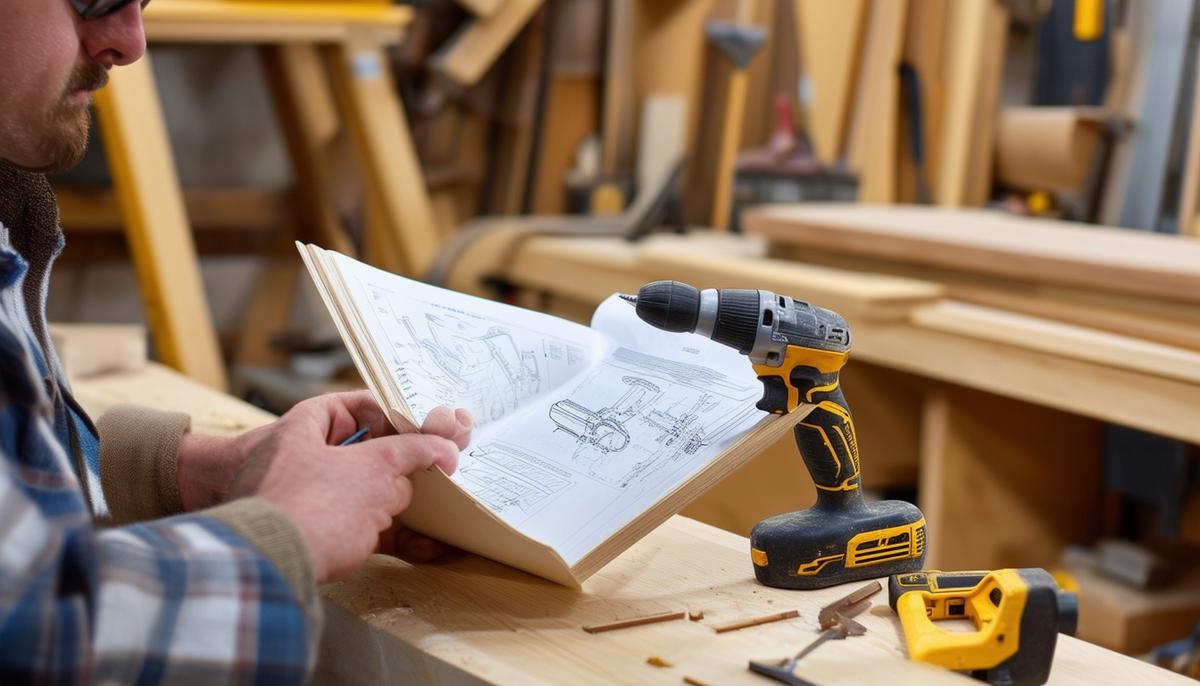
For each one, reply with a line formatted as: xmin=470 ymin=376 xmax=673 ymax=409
xmin=347 ymin=433 xmax=460 ymax=476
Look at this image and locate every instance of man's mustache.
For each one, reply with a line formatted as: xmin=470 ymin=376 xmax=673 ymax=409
xmin=66 ymin=64 xmax=109 ymax=95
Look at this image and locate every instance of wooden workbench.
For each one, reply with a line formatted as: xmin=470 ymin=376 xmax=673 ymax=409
xmin=442 ymin=230 xmax=1200 ymax=576
xmin=70 ymin=362 xmax=1187 ymax=685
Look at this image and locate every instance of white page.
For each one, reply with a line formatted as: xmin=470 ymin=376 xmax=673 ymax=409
xmin=331 ymin=253 xmax=605 ymax=427
xmin=452 ymin=295 xmax=767 ymax=565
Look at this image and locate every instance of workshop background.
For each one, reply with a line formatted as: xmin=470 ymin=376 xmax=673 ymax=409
xmin=46 ymin=0 xmax=1200 ymax=675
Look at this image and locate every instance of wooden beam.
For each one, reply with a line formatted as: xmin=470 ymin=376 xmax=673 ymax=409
xmin=844 ymin=0 xmax=908 ymax=202
xmin=432 ymin=0 xmax=544 ymax=88
xmin=93 ymin=54 xmax=227 ymax=389
xmin=324 ymin=33 xmax=441 ymax=275
xmin=934 ymin=0 xmax=988 ymax=206
xmin=795 ymin=0 xmax=866 ymax=164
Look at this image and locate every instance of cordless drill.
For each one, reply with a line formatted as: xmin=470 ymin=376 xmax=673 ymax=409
xmin=625 ymin=280 xmax=926 ymax=589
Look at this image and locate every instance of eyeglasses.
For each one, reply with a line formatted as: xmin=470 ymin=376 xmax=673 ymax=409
xmin=69 ymin=0 xmax=150 ymax=21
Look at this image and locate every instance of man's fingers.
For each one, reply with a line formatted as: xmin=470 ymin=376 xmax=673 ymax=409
xmin=421 ymin=406 xmax=474 ymax=451
xmin=352 ymin=433 xmax=460 ymax=476
xmin=318 ymin=390 xmax=398 ymax=441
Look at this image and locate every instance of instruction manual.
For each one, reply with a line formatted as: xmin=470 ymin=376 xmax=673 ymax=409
xmin=298 ymin=243 xmax=809 ymax=587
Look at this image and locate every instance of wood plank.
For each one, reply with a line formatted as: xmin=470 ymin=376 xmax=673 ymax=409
xmin=55 ymin=186 xmax=291 ymax=235
xmin=910 ymin=301 xmax=1200 ymax=385
xmin=530 ymin=78 xmax=599 ymax=214
xmin=49 ymin=324 xmax=146 ymax=379
xmin=92 ymin=54 xmax=227 ymax=390
xmin=763 ymin=243 xmax=1200 ymax=352
xmin=600 ymin=0 xmax=636 ymax=176
xmin=262 ymin=43 xmax=356 ymax=255
xmin=794 ymin=0 xmax=867 ymax=164
xmin=934 ymin=0 xmax=988 ymax=206
xmin=324 ymin=34 xmax=441 ymax=275
xmin=962 ymin=1 xmax=1006 ymax=206
xmin=143 ymin=0 xmax=410 ymax=43
xmin=919 ymin=386 xmax=1103 ymax=569
xmin=897 ymin=0 xmax=947 ymax=201
xmin=73 ymin=363 xmax=274 ymax=437
xmin=744 ymin=204 xmax=1200 ymax=304
xmin=844 ymin=0 xmax=907 ymax=203
xmin=322 ymin=515 xmax=1188 ymax=685
xmin=432 ymin=0 xmax=544 ymax=88
xmin=1176 ymin=43 xmax=1200 ymax=236
xmin=1067 ymin=564 xmax=1200 ymax=655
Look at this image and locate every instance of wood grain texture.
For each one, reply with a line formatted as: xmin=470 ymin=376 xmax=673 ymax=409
xmin=323 ymin=515 xmax=1189 ymax=685
xmin=432 ymin=0 xmax=543 ymax=87
xmin=744 ymin=204 xmax=1200 ymax=303
xmin=844 ymin=0 xmax=907 ymax=202
xmin=934 ymin=0 xmax=988 ymax=206
xmin=485 ymin=233 xmax=1200 ymax=444
xmin=73 ymin=363 xmax=275 ymax=437
xmin=795 ymin=0 xmax=866 ymax=164
xmin=919 ymin=386 xmax=1103 ymax=569
xmin=93 ymin=55 xmax=227 ymax=390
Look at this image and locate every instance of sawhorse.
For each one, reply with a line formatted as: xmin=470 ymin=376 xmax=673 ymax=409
xmin=93 ymin=0 xmax=440 ymax=388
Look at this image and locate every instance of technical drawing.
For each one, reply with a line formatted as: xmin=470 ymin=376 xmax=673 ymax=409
xmin=549 ymin=376 xmax=661 ymax=453
xmin=399 ymin=313 xmax=541 ymax=421
xmin=457 ymin=442 xmax=573 ymax=517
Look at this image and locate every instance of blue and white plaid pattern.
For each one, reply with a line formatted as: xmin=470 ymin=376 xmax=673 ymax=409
xmin=0 ymin=242 xmax=313 ymax=683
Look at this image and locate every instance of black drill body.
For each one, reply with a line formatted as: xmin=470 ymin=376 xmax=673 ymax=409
xmin=628 ymin=281 xmax=926 ymax=589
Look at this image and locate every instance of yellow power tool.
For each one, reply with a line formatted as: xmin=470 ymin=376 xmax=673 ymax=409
xmin=625 ymin=281 xmax=926 ymax=589
xmin=888 ymin=569 xmax=1078 ymax=686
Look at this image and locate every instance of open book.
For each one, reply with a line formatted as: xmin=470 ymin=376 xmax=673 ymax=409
xmin=298 ymin=244 xmax=810 ymax=587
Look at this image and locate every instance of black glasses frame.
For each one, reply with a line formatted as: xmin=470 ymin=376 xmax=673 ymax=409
xmin=69 ymin=0 xmax=149 ymax=21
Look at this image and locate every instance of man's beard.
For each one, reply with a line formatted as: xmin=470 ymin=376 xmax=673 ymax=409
xmin=24 ymin=63 xmax=109 ymax=174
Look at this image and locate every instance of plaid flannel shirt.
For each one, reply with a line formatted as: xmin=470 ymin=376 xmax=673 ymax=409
xmin=0 ymin=218 xmax=317 ymax=682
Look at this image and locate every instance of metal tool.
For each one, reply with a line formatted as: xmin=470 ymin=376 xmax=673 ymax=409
xmin=748 ymin=613 xmax=866 ymax=686
xmin=888 ymin=568 xmax=1078 ymax=686
xmin=623 ymin=281 xmax=926 ymax=589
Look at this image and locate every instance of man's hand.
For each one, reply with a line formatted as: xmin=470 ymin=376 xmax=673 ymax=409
xmin=180 ymin=392 xmax=473 ymax=582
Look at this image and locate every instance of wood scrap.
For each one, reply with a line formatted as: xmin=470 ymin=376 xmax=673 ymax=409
xmin=50 ymin=324 xmax=147 ymax=380
xmin=710 ymin=609 xmax=799 ymax=633
xmin=817 ymin=580 xmax=881 ymax=629
xmin=934 ymin=0 xmax=988 ymax=206
xmin=582 ymin=610 xmax=686 ymax=633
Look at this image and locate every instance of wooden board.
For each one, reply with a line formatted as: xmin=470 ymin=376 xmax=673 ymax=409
xmin=322 ymin=515 xmax=1189 ymax=685
xmin=325 ymin=34 xmax=442 ymax=275
xmin=1067 ymin=564 xmax=1200 ymax=655
xmin=744 ymin=204 xmax=1200 ymax=304
xmin=934 ymin=0 xmax=988 ymax=206
xmin=910 ymin=301 xmax=1200 ymax=385
xmin=142 ymin=0 xmax=410 ymax=43
xmin=897 ymin=0 xmax=947 ymax=201
xmin=844 ymin=0 xmax=907 ymax=202
xmin=49 ymin=324 xmax=146 ymax=379
xmin=994 ymin=107 xmax=1106 ymax=194
xmin=93 ymin=55 xmax=227 ymax=390
xmin=73 ymin=363 xmax=275 ymax=437
xmin=794 ymin=0 xmax=866 ymax=164
xmin=600 ymin=0 xmax=636 ymax=176
xmin=432 ymin=0 xmax=544 ymax=87
xmin=962 ymin=0 xmax=1007 ymax=206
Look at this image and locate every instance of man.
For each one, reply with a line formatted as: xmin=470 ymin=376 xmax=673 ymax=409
xmin=0 ymin=0 xmax=472 ymax=681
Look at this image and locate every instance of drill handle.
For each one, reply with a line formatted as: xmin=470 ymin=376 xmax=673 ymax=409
xmin=792 ymin=373 xmax=862 ymax=494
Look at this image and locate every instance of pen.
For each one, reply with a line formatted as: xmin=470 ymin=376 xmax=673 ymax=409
xmin=338 ymin=426 xmax=370 ymax=446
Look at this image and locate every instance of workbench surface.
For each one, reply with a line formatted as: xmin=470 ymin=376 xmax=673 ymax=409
xmin=323 ymin=515 xmax=1184 ymax=685
xmin=71 ymin=364 xmax=1186 ymax=685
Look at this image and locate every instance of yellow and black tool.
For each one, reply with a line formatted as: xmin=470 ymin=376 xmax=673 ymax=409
xmin=888 ymin=569 xmax=1078 ymax=686
xmin=623 ymin=281 xmax=926 ymax=589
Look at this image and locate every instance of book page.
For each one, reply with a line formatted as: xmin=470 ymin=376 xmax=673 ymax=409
xmin=330 ymin=253 xmax=606 ymax=427
xmin=452 ymin=295 xmax=767 ymax=566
